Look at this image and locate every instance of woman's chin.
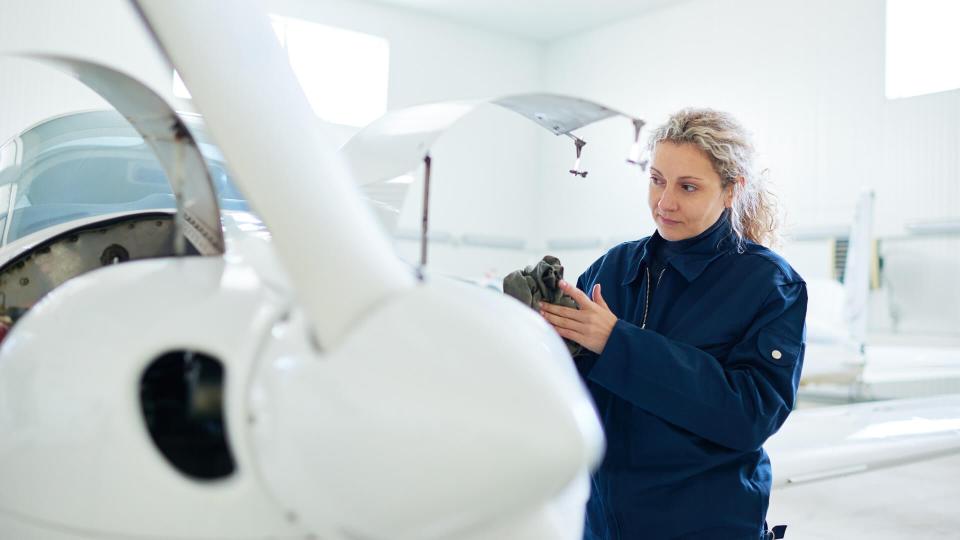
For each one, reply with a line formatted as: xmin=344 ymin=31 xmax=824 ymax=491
xmin=657 ymin=227 xmax=687 ymax=241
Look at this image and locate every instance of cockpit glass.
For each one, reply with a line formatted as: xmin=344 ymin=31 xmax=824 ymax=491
xmin=0 ymin=110 xmax=254 ymax=245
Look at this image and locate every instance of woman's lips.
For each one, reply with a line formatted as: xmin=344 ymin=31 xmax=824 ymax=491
xmin=658 ymin=215 xmax=681 ymax=226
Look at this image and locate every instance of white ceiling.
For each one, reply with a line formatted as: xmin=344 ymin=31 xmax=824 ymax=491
xmin=368 ymin=0 xmax=686 ymax=42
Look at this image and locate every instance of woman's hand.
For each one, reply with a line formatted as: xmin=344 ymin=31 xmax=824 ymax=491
xmin=540 ymin=280 xmax=618 ymax=354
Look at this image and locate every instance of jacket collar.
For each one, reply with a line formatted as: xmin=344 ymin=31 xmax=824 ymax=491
xmin=621 ymin=215 xmax=736 ymax=286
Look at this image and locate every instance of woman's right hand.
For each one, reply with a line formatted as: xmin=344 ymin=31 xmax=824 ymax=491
xmin=540 ymin=281 xmax=617 ymax=354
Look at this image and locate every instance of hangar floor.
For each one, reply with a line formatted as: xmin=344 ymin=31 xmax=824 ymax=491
xmin=768 ymin=397 xmax=960 ymax=539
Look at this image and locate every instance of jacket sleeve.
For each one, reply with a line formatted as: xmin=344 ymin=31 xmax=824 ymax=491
xmin=584 ymin=281 xmax=807 ymax=452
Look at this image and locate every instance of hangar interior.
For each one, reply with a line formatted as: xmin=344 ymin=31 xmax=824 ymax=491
xmin=1 ymin=0 xmax=958 ymax=538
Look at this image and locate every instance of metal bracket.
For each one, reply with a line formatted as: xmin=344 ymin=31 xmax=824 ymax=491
xmin=626 ymin=118 xmax=648 ymax=170
xmin=418 ymin=154 xmax=432 ymax=278
xmin=568 ymin=136 xmax=588 ymax=178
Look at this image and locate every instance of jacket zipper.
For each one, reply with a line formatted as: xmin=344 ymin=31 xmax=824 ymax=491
xmin=640 ymin=267 xmax=666 ymax=329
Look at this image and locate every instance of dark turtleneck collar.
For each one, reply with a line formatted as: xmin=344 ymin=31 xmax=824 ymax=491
xmin=656 ymin=209 xmax=731 ymax=256
xmin=622 ymin=209 xmax=736 ymax=285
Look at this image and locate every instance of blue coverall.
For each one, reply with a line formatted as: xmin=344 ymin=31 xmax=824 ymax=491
xmin=575 ymin=219 xmax=806 ymax=539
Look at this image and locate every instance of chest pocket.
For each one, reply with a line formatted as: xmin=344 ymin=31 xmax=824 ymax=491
xmin=756 ymin=328 xmax=803 ymax=367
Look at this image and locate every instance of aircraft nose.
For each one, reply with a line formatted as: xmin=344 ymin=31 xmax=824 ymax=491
xmin=248 ymin=279 xmax=604 ymax=539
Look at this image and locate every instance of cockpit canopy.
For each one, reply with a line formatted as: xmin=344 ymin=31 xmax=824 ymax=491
xmin=0 ymin=110 xmax=252 ymax=246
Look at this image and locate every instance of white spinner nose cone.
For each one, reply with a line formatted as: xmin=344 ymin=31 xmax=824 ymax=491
xmin=250 ymin=279 xmax=604 ymax=539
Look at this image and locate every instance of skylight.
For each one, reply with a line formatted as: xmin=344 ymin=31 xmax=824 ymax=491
xmin=173 ymin=16 xmax=390 ymax=127
xmin=886 ymin=0 xmax=960 ymax=99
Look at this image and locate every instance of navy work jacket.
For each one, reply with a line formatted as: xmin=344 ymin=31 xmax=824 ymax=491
xmin=576 ymin=221 xmax=806 ymax=540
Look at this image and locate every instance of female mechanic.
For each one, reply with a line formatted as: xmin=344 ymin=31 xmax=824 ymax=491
xmin=540 ymin=108 xmax=807 ymax=540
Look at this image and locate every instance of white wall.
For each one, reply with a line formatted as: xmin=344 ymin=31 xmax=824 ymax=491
xmin=266 ymin=0 xmax=543 ymax=110
xmin=0 ymin=0 xmax=174 ymax=145
xmin=538 ymin=0 xmax=960 ymax=336
xmin=247 ymin=0 xmax=548 ymax=280
xmin=541 ymin=0 xmax=960 ymax=242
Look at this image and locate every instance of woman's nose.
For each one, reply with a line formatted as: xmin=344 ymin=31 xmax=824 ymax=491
xmin=658 ymin=189 xmax=679 ymax=211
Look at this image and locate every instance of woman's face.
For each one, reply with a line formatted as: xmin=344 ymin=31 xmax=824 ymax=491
xmin=648 ymin=141 xmax=733 ymax=241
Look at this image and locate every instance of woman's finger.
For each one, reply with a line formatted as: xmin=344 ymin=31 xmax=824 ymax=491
xmin=593 ymin=283 xmax=609 ymax=309
xmin=555 ymin=326 xmax=587 ymax=344
xmin=540 ymin=301 xmax=588 ymax=321
xmin=558 ymin=280 xmax=594 ymax=308
xmin=541 ymin=309 xmax=587 ymax=332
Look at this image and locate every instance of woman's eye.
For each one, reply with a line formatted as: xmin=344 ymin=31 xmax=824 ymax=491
xmin=682 ymin=184 xmax=697 ymax=192
xmin=650 ymin=177 xmax=664 ymax=186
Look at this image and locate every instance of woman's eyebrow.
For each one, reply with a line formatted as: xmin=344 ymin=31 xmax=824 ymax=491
xmin=650 ymin=168 xmax=704 ymax=182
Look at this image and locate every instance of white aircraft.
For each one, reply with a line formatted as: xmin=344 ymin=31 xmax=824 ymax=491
xmin=0 ymin=1 xmax=603 ymax=539
xmin=0 ymin=1 xmax=957 ymax=539
xmin=794 ymin=190 xmax=960 ymax=399
xmin=796 ymin=190 xmax=875 ymax=385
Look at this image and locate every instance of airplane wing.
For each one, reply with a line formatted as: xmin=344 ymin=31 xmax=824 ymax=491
xmin=767 ymin=395 xmax=960 ymax=488
xmin=340 ymin=95 xmax=644 ymax=233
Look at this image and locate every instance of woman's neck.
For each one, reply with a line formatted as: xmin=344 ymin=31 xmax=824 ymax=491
xmin=662 ymin=210 xmax=729 ymax=250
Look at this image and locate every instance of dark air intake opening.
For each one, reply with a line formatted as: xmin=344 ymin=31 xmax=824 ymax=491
xmin=140 ymin=351 xmax=236 ymax=480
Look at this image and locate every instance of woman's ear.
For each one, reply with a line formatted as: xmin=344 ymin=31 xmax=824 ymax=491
xmin=725 ymin=177 xmax=745 ymax=208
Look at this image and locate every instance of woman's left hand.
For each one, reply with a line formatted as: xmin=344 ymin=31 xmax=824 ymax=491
xmin=540 ymin=280 xmax=618 ymax=354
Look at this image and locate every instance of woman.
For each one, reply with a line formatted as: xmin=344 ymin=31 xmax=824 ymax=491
xmin=540 ymin=108 xmax=806 ymax=539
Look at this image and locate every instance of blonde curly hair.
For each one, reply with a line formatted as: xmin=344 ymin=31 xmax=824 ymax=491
xmin=647 ymin=108 xmax=779 ymax=249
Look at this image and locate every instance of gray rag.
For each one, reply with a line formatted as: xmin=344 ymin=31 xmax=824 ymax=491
xmin=503 ymin=255 xmax=582 ymax=355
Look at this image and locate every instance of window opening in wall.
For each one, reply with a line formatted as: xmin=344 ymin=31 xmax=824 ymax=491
xmin=172 ymin=16 xmax=389 ymax=127
xmin=886 ymin=0 xmax=960 ymax=99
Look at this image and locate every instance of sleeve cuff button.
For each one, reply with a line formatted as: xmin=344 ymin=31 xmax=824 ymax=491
xmin=771 ymin=350 xmax=783 ymax=360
